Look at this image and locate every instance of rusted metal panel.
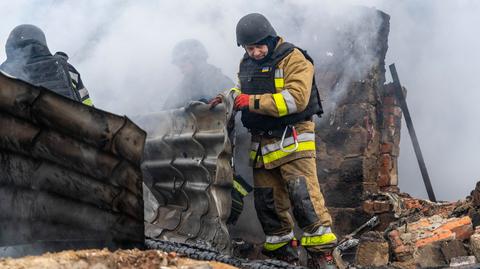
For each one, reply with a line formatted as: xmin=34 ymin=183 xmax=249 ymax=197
xmin=138 ymin=100 xmax=234 ymax=253
xmin=0 ymin=72 xmax=146 ymax=257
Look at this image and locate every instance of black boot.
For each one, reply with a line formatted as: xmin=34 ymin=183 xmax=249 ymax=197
xmin=307 ymin=250 xmax=336 ymax=269
xmin=261 ymin=240 xmax=299 ymax=264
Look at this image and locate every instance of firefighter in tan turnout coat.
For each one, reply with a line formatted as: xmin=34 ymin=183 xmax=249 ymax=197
xmin=211 ymin=13 xmax=337 ymax=267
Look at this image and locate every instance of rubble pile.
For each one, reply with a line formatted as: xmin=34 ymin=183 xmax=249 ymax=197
xmin=342 ymin=183 xmax=480 ymax=268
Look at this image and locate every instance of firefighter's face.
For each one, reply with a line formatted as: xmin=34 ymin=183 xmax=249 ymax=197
xmin=244 ymin=44 xmax=268 ymax=60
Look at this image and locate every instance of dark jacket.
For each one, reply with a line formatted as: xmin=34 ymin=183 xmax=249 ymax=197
xmin=163 ymin=62 xmax=233 ymax=109
xmin=0 ymin=41 xmax=92 ymax=106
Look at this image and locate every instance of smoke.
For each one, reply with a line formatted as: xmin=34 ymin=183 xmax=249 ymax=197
xmin=0 ymin=0 xmax=478 ymax=202
xmin=375 ymin=1 xmax=480 ymax=201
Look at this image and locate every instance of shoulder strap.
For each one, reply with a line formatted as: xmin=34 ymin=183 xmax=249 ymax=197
xmin=270 ymin=42 xmax=295 ymax=65
xmin=295 ymin=47 xmax=315 ymax=65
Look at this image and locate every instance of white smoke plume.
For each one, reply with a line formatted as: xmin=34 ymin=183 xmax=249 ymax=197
xmin=1 ymin=0 xmax=479 ymax=202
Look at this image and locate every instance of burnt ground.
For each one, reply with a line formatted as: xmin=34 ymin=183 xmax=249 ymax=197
xmin=0 ymin=248 xmax=238 ymax=269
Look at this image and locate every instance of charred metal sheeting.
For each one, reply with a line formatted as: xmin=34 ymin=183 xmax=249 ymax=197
xmin=137 ymin=100 xmax=234 ymax=253
xmin=0 ymin=72 xmax=146 ymax=257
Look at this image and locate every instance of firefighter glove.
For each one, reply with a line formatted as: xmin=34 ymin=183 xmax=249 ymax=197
xmin=234 ymin=94 xmax=249 ymax=111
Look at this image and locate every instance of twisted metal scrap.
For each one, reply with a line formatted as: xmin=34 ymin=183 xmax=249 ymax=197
xmin=0 ymin=72 xmax=146 ymax=257
xmin=138 ymin=97 xmax=235 ymax=253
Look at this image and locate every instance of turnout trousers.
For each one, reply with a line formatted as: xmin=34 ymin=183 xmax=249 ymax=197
xmin=253 ymin=157 xmax=332 ymax=237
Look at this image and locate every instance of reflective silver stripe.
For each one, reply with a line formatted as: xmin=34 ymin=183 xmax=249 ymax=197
xmin=304 ymin=226 xmax=332 ymax=237
xmin=78 ymin=88 xmax=89 ymax=99
xmin=251 ymin=142 xmax=260 ymax=151
xmin=266 ymin=230 xmax=294 ymax=244
xmin=235 ymin=79 xmax=241 ymax=89
xmin=69 ymin=71 xmax=79 ymax=83
xmin=261 ymin=132 xmax=315 ymax=154
xmin=280 ymin=90 xmax=297 ymax=114
xmin=274 ymin=68 xmax=283 ymax=79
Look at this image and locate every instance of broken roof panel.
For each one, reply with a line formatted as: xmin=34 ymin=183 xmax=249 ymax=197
xmin=138 ymin=100 xmax=234 ymax=253
xmin=0 ymin=72 xmax=146 ymax=257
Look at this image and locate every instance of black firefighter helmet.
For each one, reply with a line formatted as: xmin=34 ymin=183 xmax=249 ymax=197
xmin=236 ymin=13 xmax=277 ymax=46
xmin=5 ymin=24 xmax=48 ymax=57
xmin=171 ymin=38 xmax=208 ymax=65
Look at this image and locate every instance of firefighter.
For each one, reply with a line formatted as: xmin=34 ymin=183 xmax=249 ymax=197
xmin=0 ymin=24 xmax=93 ymax=106
xmin=164 ymin=38 xmax=234 ymax=108
xmin=166 ymin=38 xmax=252 ymax=226
xmin=210 ymin=13 xmax=337 ymax=267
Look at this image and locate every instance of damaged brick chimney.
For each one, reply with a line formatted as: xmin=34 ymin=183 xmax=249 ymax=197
xmin=313 ymin=8 xmax=400 ymax=236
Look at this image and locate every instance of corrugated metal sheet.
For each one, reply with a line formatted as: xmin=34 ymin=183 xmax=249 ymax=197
xmin=138 ymin=100 xmax=234 ymax=253
xmin=0 ymin=72 xmax=146 ymax=257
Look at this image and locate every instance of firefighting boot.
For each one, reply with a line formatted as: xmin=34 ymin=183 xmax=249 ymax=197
xmin=306 ymin=250 xmax=337 ymax=269
xmin=302 ymin=226 xmax=337 ymax=268
xmin=261 ymin=239 xmax=300 ymax=265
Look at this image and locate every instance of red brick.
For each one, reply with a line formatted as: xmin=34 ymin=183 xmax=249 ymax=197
xmin=363 ymin=200 xmax=391 ymax=214
xmin=410 ymin=217 xmax=473 ymax=247
xmin=363 ymin=200 xmax=375 ymax=214
xmin=403 ymin=198 xmax=422 ymax=210
xmin=373 ymin=201 xmax=391 ymax=213
xmin=378 ymin=174 xmax=390 ymax=187
xmin=380 ymin=154 xmax=392 ymax=170
xmin=408 ymin=218 xmax=430 ymax=230
xmin=444 ymin=216 xmax=473 ymax=240
xmin=388 ymin=230 xmax=403 ymax=248
xmin=381 ymin=186 xmax=400 ymax=193
xmin=386 ymin=115 xmax=396 ymax=127
xmin=415 ymin=229 xmax=454 ymax=248
xmin=383 ymin=96 xmax=396 ymax=105
xmin=452 ymin=224 xmax=473 ymax=240
xmin=440 ymin=216 xmax=471 ymax=232
xmin=393 ymin=245 xmax=407 ymax=254
xmin=383 ymin=106 xmax=395 ymax=115
xmin=381 ymin=143 xmax=393 ymax=154
xmin=363 ymin=182 xmax=379 ymax=193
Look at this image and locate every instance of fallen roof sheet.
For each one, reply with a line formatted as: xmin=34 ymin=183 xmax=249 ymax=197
xmin=0 ymin=72 xmax=146 ymax=257
xmin=138 ymin=100 xmax=234 ymax=253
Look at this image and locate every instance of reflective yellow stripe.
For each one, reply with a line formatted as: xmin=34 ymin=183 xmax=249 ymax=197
xmin=272 ymin=93 xmax=288 ymax=117
xmin=233 ymin=179 xmax=248 ymax=196
xmin=301 ymin=233 xmax=337 ymax=247
xmin=250 ymin=150 xmax=263 ymax=160
xmin=261 ymin=133 xmax=315 ymax=154
xmin=82 ymin=98 xmax=93 ymax=106
xmin=274 ymin=69 xmax=284 ymax=91
xmin=230 ymin=87 xmax=241 ymax=94
xmin=274 ymin=78 xmax=284 ymax=89
xmin=263 ymin=241 xmax=288 ymax=251
xmin=249 ymin=150 xmax=263 ymax=165
xmin=249 ymin=150 xmax=257 ymax=160
xmin=262 ymin=141 xmax=315 ymax=164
